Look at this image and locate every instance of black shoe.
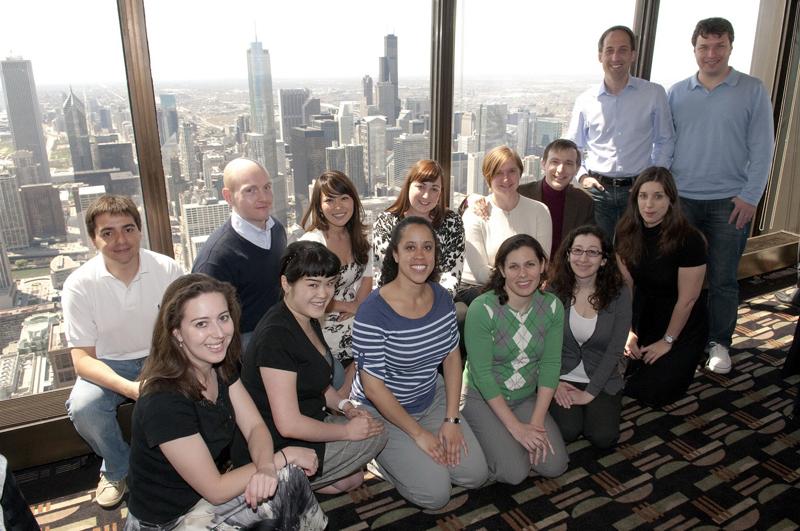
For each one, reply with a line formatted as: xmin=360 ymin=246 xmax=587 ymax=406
xmin=775 ymin=288 xmax=800 ymax=309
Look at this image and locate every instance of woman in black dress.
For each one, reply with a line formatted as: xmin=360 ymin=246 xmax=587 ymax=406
xmin=615 ymin=167 xmax=708 ymax=408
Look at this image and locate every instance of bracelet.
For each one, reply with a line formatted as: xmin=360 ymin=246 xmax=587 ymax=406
xmin=279 ymin=449 xmax=288 ymax=468
xmin=337 ymin=398 xmax=356 ymax=412
xmin=443 ymin=417 xmax=460 ymax=424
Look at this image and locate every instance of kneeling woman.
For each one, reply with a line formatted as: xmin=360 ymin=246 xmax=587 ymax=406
xmin=350 ymin=217 xmax=488 ymax=510
xmin=233 ymin=241 xmax=387 ymax=494
xmin=461 ymin=234 xmax=568 ymax=485
xmin=548 ymin=226 xmax=631 ymax=448
xmin=126 ymin=274 xmax=326 ymax=530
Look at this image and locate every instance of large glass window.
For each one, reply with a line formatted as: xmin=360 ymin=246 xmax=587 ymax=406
xmin=650 ymin=0 xmax=760 ymax=90
xmin=0 ymin=1 xmax=147 ymax=401
xmin=451 ymin=0 xmax=636 ymax=203
xmin=144 ymin=0 xmax=432 ymax=265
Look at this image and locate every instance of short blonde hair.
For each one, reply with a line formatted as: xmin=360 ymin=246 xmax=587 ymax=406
xmin=482 ymin=146 xmax=523 ymax=189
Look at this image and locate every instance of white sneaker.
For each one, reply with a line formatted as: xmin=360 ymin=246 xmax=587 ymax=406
xmin=706 ymin=344 xmax=732 ymax=374
xmin=95 ymin=474 xmax=126 ymax=508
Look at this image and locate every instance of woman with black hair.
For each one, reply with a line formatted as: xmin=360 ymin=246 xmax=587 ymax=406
xmin=461 ymin=234 xmax=568 ymax=485
xmin=350 ymin=216 xmax=488 ymax=509
xmin=548 ymin=225 xmax=631 ymax=448
xmin=233 ymin=241 xmax=386 ymax=495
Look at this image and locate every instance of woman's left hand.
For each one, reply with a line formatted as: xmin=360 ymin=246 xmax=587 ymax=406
xmin=640 ymin=339 xmax=672 ymax=365
xmin=244 ymin=464 xmax=278 ymax=509
xmin=567 ymin=389 xmax=595 ymax=406
xmin=438 ymin=421 xmax=468 ymax=467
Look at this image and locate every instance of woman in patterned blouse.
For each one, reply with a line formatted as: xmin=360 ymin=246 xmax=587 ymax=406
xmin=372 ymin=159 xmax=464 ymax=298
xmin=461 ymin=234 xmax=568 ymax=485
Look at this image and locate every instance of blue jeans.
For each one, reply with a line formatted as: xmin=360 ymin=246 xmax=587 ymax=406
xmin=680 ymin=197 xmax=749 ymax=348
xmin=66 ymin=357 xmax=145 ymax=481
xmin=588 ymin=183 xmax=631 ymax=241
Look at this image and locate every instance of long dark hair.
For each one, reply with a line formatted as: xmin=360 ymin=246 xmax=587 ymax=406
xmin=615 ymin=167 xmax=696 ymax=267
xmin=549 ymin=225 xmax=623 ymax=311
xmin=386 ymin=160 xmax=446 ymax=228
xmin=300 ymin=170 xmax=370 ymax=265
xmin=140 ymin=274 xmax=241 ymax=400
xmin=380 ymin=216 xmax=441 ymax=285
xmin=484 ymin=234 xmax=548 ymax=306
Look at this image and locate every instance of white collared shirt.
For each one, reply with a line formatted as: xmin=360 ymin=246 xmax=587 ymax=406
xmin=62 ymin=249 xmax=184 ymax=360
xmin=230 ymin=211 xmax=275 ymax=250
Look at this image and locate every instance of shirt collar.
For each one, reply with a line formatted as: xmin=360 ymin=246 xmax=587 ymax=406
xmin=97 ymin=249 xmax=146 ymax=280
xmin=598 ymin=75 xmax=639 ymax=96
xmin=231 ymin=210 xmax=275 ymax=249
xmin=689 ymin=67 xmax=740 ymax=90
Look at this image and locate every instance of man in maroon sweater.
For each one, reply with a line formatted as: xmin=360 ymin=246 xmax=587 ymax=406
xmin=518 ymin=139 xmax=595 ymax=255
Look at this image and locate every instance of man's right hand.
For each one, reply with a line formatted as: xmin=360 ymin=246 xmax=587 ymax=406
xmin=580 ymin=175 xmax=605 ymax=191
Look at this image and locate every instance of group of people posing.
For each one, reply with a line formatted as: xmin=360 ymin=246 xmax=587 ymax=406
xmin=59 ymin=16 xmax=773 ymax=530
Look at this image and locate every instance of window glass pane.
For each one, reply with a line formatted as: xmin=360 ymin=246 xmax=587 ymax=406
xmin=144 ymin=0 xmax=431 ymax=267
xmin=650 ymin=0 xmax=759 ymax=89
xmin=0 ymin=1 xmax=147 ymax=401
xmin=452 ymin=0 xmax=636 ymax=203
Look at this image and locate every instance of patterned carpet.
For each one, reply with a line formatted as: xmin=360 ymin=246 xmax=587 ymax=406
xmin=21 ymin=272 xmax=800 ymax=530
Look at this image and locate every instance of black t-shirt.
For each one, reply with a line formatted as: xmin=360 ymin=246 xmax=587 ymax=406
xmin=127 ymin=373 xmax=236 ymax=525
xmin=232 ymin=301 xmax=333 ymax=474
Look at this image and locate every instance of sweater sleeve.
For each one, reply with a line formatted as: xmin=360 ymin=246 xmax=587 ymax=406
xmin=536 ymin=294 xmax=564 ymax=389
xmin=464 ymin=296 xmax=504 ymax=401
xmin=586 ymin=286 xmax=632 ymax=397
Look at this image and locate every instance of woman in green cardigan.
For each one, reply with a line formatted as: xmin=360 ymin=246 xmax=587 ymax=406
xmin=461 ymin=234 xmax=568 ymax=485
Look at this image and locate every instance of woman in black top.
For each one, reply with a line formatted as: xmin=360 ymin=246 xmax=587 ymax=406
xmin=615 ymin=167 xmax=708 ymax=408
xmin=235 ymin=241 xmax=386 ymax=494
xmin=126 ymin=274 xmax=325 ymax=530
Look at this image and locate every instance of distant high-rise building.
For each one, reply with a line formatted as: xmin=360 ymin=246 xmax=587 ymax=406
xmin=290 ymin=126 xmax=328 ymax=221
xmin=404 ymin=97 xmax=430 ymax=118
xmin=522 ymin=155 xmax=542 ymax=183
xmin=385 ymin=126 xmax=403 ymax=154
xmin=344 ymin=144 xmax=366 ymax=196
xmin=397 ymin=110 xmax=413 ymax=133
xmin=325 ymin=143 xmax=346 ymax=173
xmin=202 ymin=152 xmax=224 ymax=193
xmin=0 ymin=239 xmax=16 ymax=309
xmin=1 ymin=57 xmax=50 ymax=183
xmin=467 ymin=152 xmax=487 ymax=195
xmin=337 ymin=102 xmax=355 ymax=146
xmin=94 ymin=142 xmax=136 ymax=174
xmin=181 ymin=122 xmax=199 ymax=180
xmin=533 ymin=117 xmax=563 ymax=152
xmin=76 ymin=184 xmax=106 ymax=247
xmin=272 ymin=170 xmax=289 ymax=228
xmin=451 ymin=152 xmax=469 ymax=196
xmin=376 ymin=83 xmax=396 ymax=126
xmin=159 ymin=93 xmax=179 ymax=144
xmin=461 ymin=111 xmax=476 ymax=137
xmin=247 ymin=40 xmax=278 ymax=181
xmin=361 ymin=75 xmax=374 ymax=115
xmin=98 ymin=108 xmax=114 ymax=131
xmin=312 ymin=116 xmax=338 ymax=145
xmin=279 ymin=88 xmax=309 ymax=143
xmin=378 ymin=34 xmax=400 ymax=123
xmin=516 ymin=110 xmax=532 ymax=156
xmin=358 ymin=116 xmax=386 ymax=193
xmin=477 ymin=103 xmax=507 ymax=153
xmin=0 ymin=174 xmax=29 ymax=250
xmin=392 ymin=134 xmax=429 ymax=189
xmin=302 ymin=98 xmax=321 ymax=126
xmin=457 ymin=134 xmax=478 ymax=154
xmin=19 ymin=184 xmax=67 ymax=242
xmin=10 ymin=150 xmax=38 ymax=185
xmin=63 ymin=89 xmax=93 ymax=172
xmin=181 ymin=199 xmax=231 ymax=269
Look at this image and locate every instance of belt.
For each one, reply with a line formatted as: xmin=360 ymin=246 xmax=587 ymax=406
xmin=588 ymin=170 xmax=637 ymax=187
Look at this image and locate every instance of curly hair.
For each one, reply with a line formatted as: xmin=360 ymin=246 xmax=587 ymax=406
xmin=615 ymin=167 xmax=697 ymax=268
xmin=548 ymin=225 xmax=623 ymax=311
xmin=379 ymin=216 xmax=441 ymax=286
xmin=483 ymin=234 xmax=548 ymax=306
xmin=140 ymin=274 xmax=241 ymax=400
xmin=300 ymin=170 xmax=370 ymax=265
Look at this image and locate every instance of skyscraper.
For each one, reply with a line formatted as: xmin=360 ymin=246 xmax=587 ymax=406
xmin=337 ymin=102 xmax=355 ymax=145
xmin=247 ymin=40 xmax=278 ymax=181
xmin=392 ymin=134 xmax=429 ymax=189
xmin=1 ymin=57 xmax=50 ymax=183
xmin=279 ymin=88 xmax=309 ymax=143
xmin=159 ymin=93 xmax=179 ymax=144
xmin=361 ymin=75 xmax=374 ymax=115
xmin=180 ymin=199 xmax=231 ymax=269
xmin=181 ymin=122 xmax=199 ymax=180
xmin=533 ymin=117 xmax=563 ymax=153
xmin=477 ymin=103 xmax=507 ymax=153
xmin=344 ymin=144 xmax=366 ymax=196
xmin=62 ymin=89 xmax=93 ymax=172
xmin=0 ymin=174 xmax=29 ymax=250
xmin=325 ymin=144 xmax=346 ymax=173
xmin=19 ymin=184 xmax=67 ymax=242
xmin=358 ymin=116 xmax=387 ymax=192
xmin=377 ymin=35 xmax=399 ymax=123
xmin=290 ymin=126 xmax=328 ymax=222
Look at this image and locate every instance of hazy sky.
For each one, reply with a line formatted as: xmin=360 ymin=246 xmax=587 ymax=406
xmin=0 ymin=0 xmax=759 ymax=87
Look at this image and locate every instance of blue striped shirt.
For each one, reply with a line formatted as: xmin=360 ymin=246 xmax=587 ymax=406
xmin=350 ymin=283 xmax=459 ymax=414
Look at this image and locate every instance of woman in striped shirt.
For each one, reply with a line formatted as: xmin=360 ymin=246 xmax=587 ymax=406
xmin=350 ymin=217 xmax=488 ymax=509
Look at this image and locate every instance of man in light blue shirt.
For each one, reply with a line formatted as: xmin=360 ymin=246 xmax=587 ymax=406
xmin=668 ymin=17 xmax=774 ymax=374
xmin=568 ymin=25 xmax=674 ymax=239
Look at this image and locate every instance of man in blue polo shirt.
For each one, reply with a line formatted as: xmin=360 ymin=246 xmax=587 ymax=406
xmin=568 ymin=25 xmax=674 ymax=239
xmin=668 ymin=17 xmax=774 ymax=374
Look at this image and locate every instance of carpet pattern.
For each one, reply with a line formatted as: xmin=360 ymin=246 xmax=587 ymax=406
xmin=24 ymin=277 xmax=800 ymax=530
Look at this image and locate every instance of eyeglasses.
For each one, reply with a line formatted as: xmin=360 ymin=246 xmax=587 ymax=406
xmin=568 ymin=248 xmax=603 ymax=258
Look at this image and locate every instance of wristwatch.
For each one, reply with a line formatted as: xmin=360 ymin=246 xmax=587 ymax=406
xmin=663 ymin=334 xmax=675 ymax=344
xmin=443 ymin=417 xmax=461 ymax=424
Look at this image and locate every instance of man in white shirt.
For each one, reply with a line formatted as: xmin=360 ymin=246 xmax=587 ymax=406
xmin=63 ymin=195 xmax=184 ymax=508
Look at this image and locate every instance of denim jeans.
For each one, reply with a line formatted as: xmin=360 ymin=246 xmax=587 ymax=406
xmin=680 ymin=197 xmax=749 ymax=348
xmin=66 ymin=357 xmax=145 ymax=481
xmin=588 ymin=183 xmax=632 ymax=241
